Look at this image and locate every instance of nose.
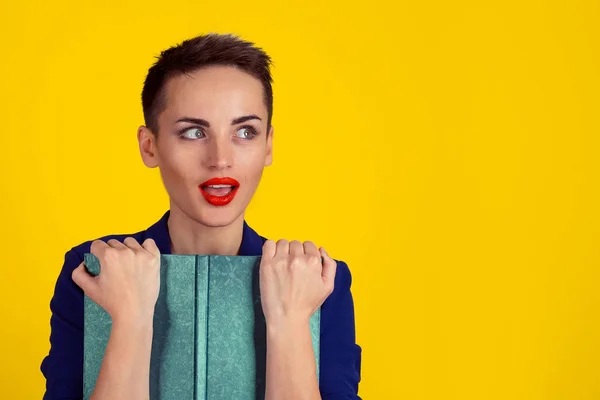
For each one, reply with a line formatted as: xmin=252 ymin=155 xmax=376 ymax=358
xmin=204 ymin=136 xmax=233 ymax=170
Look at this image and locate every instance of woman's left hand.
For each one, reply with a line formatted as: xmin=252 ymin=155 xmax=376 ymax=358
xmin=259 ymin=239 xmax=338 ymax=328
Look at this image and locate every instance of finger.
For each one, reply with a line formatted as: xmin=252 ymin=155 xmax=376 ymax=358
xmin=71 ymin=262 xmax=99 ymax=299
xmin=123 ymin=236 xmax=143 ymax=251
xmin=141 ymin=238 xmax=160 ymax=257
xmin=275 ymin=239 xmax=289 ymax=256
xmin=319 ymin=247 xmax=337 ymax=290
xmin=106 ymin=239 xmax=127 ymax=249
xmin=289 ymin=240 xmax=304 ymax=256
xmin=302 ymin=241 xmax=320 ymax=257
xmin=262 ymin=240 xmax=276 ymax=259
xmin=90 ymin=239 xmax=110 ymax=255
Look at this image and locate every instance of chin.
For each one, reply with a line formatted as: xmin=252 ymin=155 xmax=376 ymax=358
xmin=188 ymin=203 xmax=244 ymax=228
xmin=169 ymin=188 xmax=248 ymax=228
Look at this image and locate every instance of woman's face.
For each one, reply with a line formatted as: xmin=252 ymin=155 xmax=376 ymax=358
xmin=139 ymin=65 xmax=273 ymax=228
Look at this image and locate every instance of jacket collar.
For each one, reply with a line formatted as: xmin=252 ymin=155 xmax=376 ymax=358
xmin=144 ymin=210 xmax=266 ymax=256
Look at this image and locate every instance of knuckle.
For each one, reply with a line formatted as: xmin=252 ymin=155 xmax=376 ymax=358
xmin=139 ymin=249 xmax=159 ymax=264
xmin=259 ymin=261 xmax=272 ymax=274
xmin=145 ymin=252 xmax=159 ymax=265
xmin=90 ymin=240 xmax=104 ymax=252
xmin=290 ymin=257 xmax=304 ymax=269
xmin=307 ymin=254 xmax=321 ymax=265
xmin=142 ymin=238 xmax=155 ymax=248
xmin=103 ymin=247 xmax=119 ymax=260
xmin=275 ymin=258 xmax=288 ymax=269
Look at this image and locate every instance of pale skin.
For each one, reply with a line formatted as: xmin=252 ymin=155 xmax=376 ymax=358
xmin=71 ymin=65 xmax=337 ymax=400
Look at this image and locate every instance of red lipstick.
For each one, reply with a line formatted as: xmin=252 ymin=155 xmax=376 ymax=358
xmin=199 ymin=177 xmax=240 ymax=206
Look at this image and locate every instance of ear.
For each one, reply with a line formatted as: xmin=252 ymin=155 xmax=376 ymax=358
xmin=138 ymin=125 xmax=159 ymax=168
xmin=264 ymin=125 xmax=274 ymax=167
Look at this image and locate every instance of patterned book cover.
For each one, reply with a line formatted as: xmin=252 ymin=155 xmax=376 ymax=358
xmin=83 ymin=254 xmax=321 ymax=400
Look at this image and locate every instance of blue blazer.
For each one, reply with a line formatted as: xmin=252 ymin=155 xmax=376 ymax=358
xmin=41 ymin=210 xmax=362 ymax=399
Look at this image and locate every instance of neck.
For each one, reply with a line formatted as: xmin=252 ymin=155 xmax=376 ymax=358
xmin=166 ymin=205 xmax=244 ymax=255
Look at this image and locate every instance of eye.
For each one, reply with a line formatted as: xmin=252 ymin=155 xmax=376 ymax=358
xmin=235 ymin=126 xmax=257 ymax=139
xmin=179 ymin=127 xmax=205 ymax=140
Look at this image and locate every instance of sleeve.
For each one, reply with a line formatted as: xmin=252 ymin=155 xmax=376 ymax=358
xmin=40 ymin=248 xmax=85 ymax=400
xmin=319 ymin=260 xmax=363 ymax=399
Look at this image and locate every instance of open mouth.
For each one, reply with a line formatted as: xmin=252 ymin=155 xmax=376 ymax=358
xmin=199 ymin=177 xmax=240 ymax=206
xmin=200 ymin=184 xmax=238 ymax=197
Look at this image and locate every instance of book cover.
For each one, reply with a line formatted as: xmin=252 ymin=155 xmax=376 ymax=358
xmin=83 ymin=254 xmax=321 ymax=400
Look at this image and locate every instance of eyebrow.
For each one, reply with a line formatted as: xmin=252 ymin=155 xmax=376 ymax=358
xmin=175 ymin=114 xmax=262 ymax=127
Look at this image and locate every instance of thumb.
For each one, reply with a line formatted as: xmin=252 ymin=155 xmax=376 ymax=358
xmin=319 ymin=247 xmax=337 ymax=294
xmin=71 ymin=262 xmax=99 ymax=299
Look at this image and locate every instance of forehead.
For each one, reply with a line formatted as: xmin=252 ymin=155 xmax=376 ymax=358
xmin=161 ymin=66 xmax=267 ymax=120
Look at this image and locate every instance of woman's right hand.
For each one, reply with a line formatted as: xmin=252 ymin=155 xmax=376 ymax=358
xmin=71 ymin=237 xmax=161 ymax=324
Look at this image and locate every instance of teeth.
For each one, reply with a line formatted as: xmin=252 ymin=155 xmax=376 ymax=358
xmin=208 ymin=184 xmax=233 ymax=188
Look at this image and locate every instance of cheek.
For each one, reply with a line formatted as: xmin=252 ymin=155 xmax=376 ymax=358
xmin=236 ymin=149 xmax=266 ymax=187
xmin=242 ymin=159 xmax=264 ymax=188
xmin=159 ymin=147 xmax=198 ymax=187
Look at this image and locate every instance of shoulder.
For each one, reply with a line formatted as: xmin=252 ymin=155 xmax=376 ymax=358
xmin=318 ymin=257 xmax=362 ymax=396
xmin=65 ymin=210 xmax=170 ymax=262
xmin=332 ymin=258 xmax=353 ymax=288
xmin=67 ymin=229 xmax=148 ymax=260
xmin=321 ymin=258 xmax=355 ymax=312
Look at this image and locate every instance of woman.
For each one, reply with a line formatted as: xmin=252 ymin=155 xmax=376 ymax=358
xmin=41 ymin=33 xmax=362 ymax=399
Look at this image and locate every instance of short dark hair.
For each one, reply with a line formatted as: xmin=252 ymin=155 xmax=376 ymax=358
xmin=141 ymin=33 xmax=274 ymax=134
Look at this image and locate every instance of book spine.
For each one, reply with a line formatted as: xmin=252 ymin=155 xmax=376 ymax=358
xmin=311 ymin=308 xmax=321 ymax=382
xmin=195 ymin=255 xmax=209 ymax=399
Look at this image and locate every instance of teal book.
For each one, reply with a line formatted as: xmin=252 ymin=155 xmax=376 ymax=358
xmin=83 ymin=254 xmax=321 ymax=400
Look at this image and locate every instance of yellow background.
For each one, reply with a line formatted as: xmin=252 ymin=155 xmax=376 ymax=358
xmin=1 ymin=0 xmax=599 ymax=398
